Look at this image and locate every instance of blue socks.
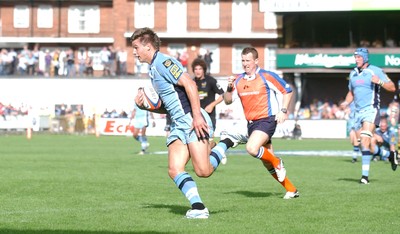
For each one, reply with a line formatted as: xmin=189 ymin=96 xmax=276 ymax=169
xmin=352 ymin=146 xmax=360 ymax=160
xmin=173 ymin=143 xmax=229 ymax=208
xmin=361 ymin=150 xmax=372 ymax=177
xmin=135 ymin=136 xmax=148 ymax=151
xmin=174 ymin=172 xmax=202 ymax=206
xmin=373 ymin=145 xmax=390 ymax=160
xmin=209 ymin=142 xmax=228 ymax=170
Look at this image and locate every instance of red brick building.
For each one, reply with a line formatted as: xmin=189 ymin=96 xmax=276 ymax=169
xmin=0 ymin=0 xmax=279 ymax=76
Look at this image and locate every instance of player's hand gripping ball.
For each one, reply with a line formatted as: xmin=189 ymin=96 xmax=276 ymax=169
xmin=140 ymin=86 xmax=162 ymax=110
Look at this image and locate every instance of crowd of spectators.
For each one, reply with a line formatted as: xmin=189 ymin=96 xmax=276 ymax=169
xmin=53 ymin=104 xmax=89 ymax=134
xmin=101 ymin=108 xmax=129 ymax=119
xmin=0 ymin=44 xmax=129 ymax=77
xmin=293 ymin=98 xmax=395 ymax=121
xmin=0 ymin=101 xmax=30 ymax=121
xmin=293 ymin=99 xmax=348 ymax=120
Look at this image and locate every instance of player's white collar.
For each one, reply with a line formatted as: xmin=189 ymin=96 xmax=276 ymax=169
xmin=244 ymin=67 xmax=260 ymax=80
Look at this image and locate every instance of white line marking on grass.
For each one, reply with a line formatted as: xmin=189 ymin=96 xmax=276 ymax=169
xmin=275 ymin=150 xmax=353 ymax=157
xmin=152 ymin=150 xmax=353 ymax=157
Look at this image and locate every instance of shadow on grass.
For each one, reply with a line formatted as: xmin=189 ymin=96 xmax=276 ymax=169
xmin=142 ymin=203 xmax=187 ymax=216
xmin=143 ymin=203 xmax=228 ymax=216
xmin=338 ymin=177 xmax=363 ymax=183
xmin=341 ymin=159 xmax=356 ymax=163
xmin=230 ymin=190 xmax=278 ymax=198
xmin=0 ymin=230 xmax=174 ymax=234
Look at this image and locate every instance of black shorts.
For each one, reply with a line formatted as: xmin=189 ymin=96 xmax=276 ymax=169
xmin=247 ymin=116 xmax=277 ymax=143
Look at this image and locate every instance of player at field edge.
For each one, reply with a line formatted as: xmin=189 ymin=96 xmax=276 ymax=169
xmin=341 ymin=47 xmax=398 ymax=184
xmin=347 ymin=102 xmax=361 ymax=163
xmin=130 ymin=103 xmax=155 ymax=155
xmin=192 ymin=58 xmax=226 ymax=162
xmin=386 ymin=100 xmax=400 ymax=152
xmin=371 ymin=117 xmax=398 ymax=162
xmin=130 ymin=27 xmax=235 ymax=219
xmin=222 ymin=47 xmax=299 ymax=199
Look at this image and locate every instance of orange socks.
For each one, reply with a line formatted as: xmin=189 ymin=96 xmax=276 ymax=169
xmin=271 ymin=173 xmax=297 ymax=192
xmin=258 ymin=146 xmax=280 ymax=167
xmin=261 ymin=145 xmax=297 ymax=193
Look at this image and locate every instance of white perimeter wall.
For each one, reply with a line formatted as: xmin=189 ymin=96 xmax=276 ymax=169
xmin=0 ymin=78 xmax=347 ymax=138
xmin=0 ymin=78 xmax=147 ymax=115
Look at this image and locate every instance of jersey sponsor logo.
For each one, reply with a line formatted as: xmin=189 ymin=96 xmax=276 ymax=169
xmin=163 ymin=59 xmax=183 ymax=79
xmin=239 ymin=91 xmax=259 ymax=96
xmin=163 ymin=59 xmax=173 ymax=68
xmin=170 ymin=64 xmax=183 ymax=79
xmin=198 ymin=91 xmax=207 ymax=99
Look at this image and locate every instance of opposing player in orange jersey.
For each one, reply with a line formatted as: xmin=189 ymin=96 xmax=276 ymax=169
xmin=222 ymin=47 xmax=299 ymax=199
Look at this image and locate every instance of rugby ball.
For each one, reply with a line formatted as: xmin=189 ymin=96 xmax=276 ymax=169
xmin=142 ymin=86 xmax=162 ymax=110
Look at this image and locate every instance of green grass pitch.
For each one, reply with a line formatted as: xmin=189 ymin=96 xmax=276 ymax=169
xmin=0 ymin=135 xmax=399 ymax=233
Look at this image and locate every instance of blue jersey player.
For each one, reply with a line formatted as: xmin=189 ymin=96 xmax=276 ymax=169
xmin=130 ymin=104 xmax=154 ymax=154
xmin=372 ymin=118 xmax=398 ymax=161
xmin=130 ymin=28 xmax=240 ymax=219
xmin=341 ymin=48 xmax=397 ymax=184
xmin=347 ymin=102 xmax=361 ymax=163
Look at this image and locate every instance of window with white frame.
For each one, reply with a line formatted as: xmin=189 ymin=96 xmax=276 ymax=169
xmin=199 ymin=44 xmax=219 ymax=74
xmin=134 ymin=0 xmax=154 ymax=28
xmin=264 ymin=12 xmax=282 ymax=31
xmin=232 ymin=44 xmax=251 ymax=74
xmin=264 ymin=11 xmax=277 ymax=30
xmin=232 ymin=0 xmax=251 ymax=33
xmin=200 ymin=0 xmax=219 ymax=29
xmin=264 ymin=44 xmax=278 ymax=71
xmin=167 ymin=0 xmax=187 ymax=33
xmin=68 ymin=5 xmax=100 ymax=33
xmin=14 ymin=5 xmax=29 ymax=28
xmin=37 ymin=5 xmax=53 ymax=28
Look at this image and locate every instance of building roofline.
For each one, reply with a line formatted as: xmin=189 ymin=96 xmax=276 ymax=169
xmin=124 ymin=31 xmax=279 ymax=39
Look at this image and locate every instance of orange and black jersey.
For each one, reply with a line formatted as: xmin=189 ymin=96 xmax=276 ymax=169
xmin=232 ymin=68 xmax=292 ymax=121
